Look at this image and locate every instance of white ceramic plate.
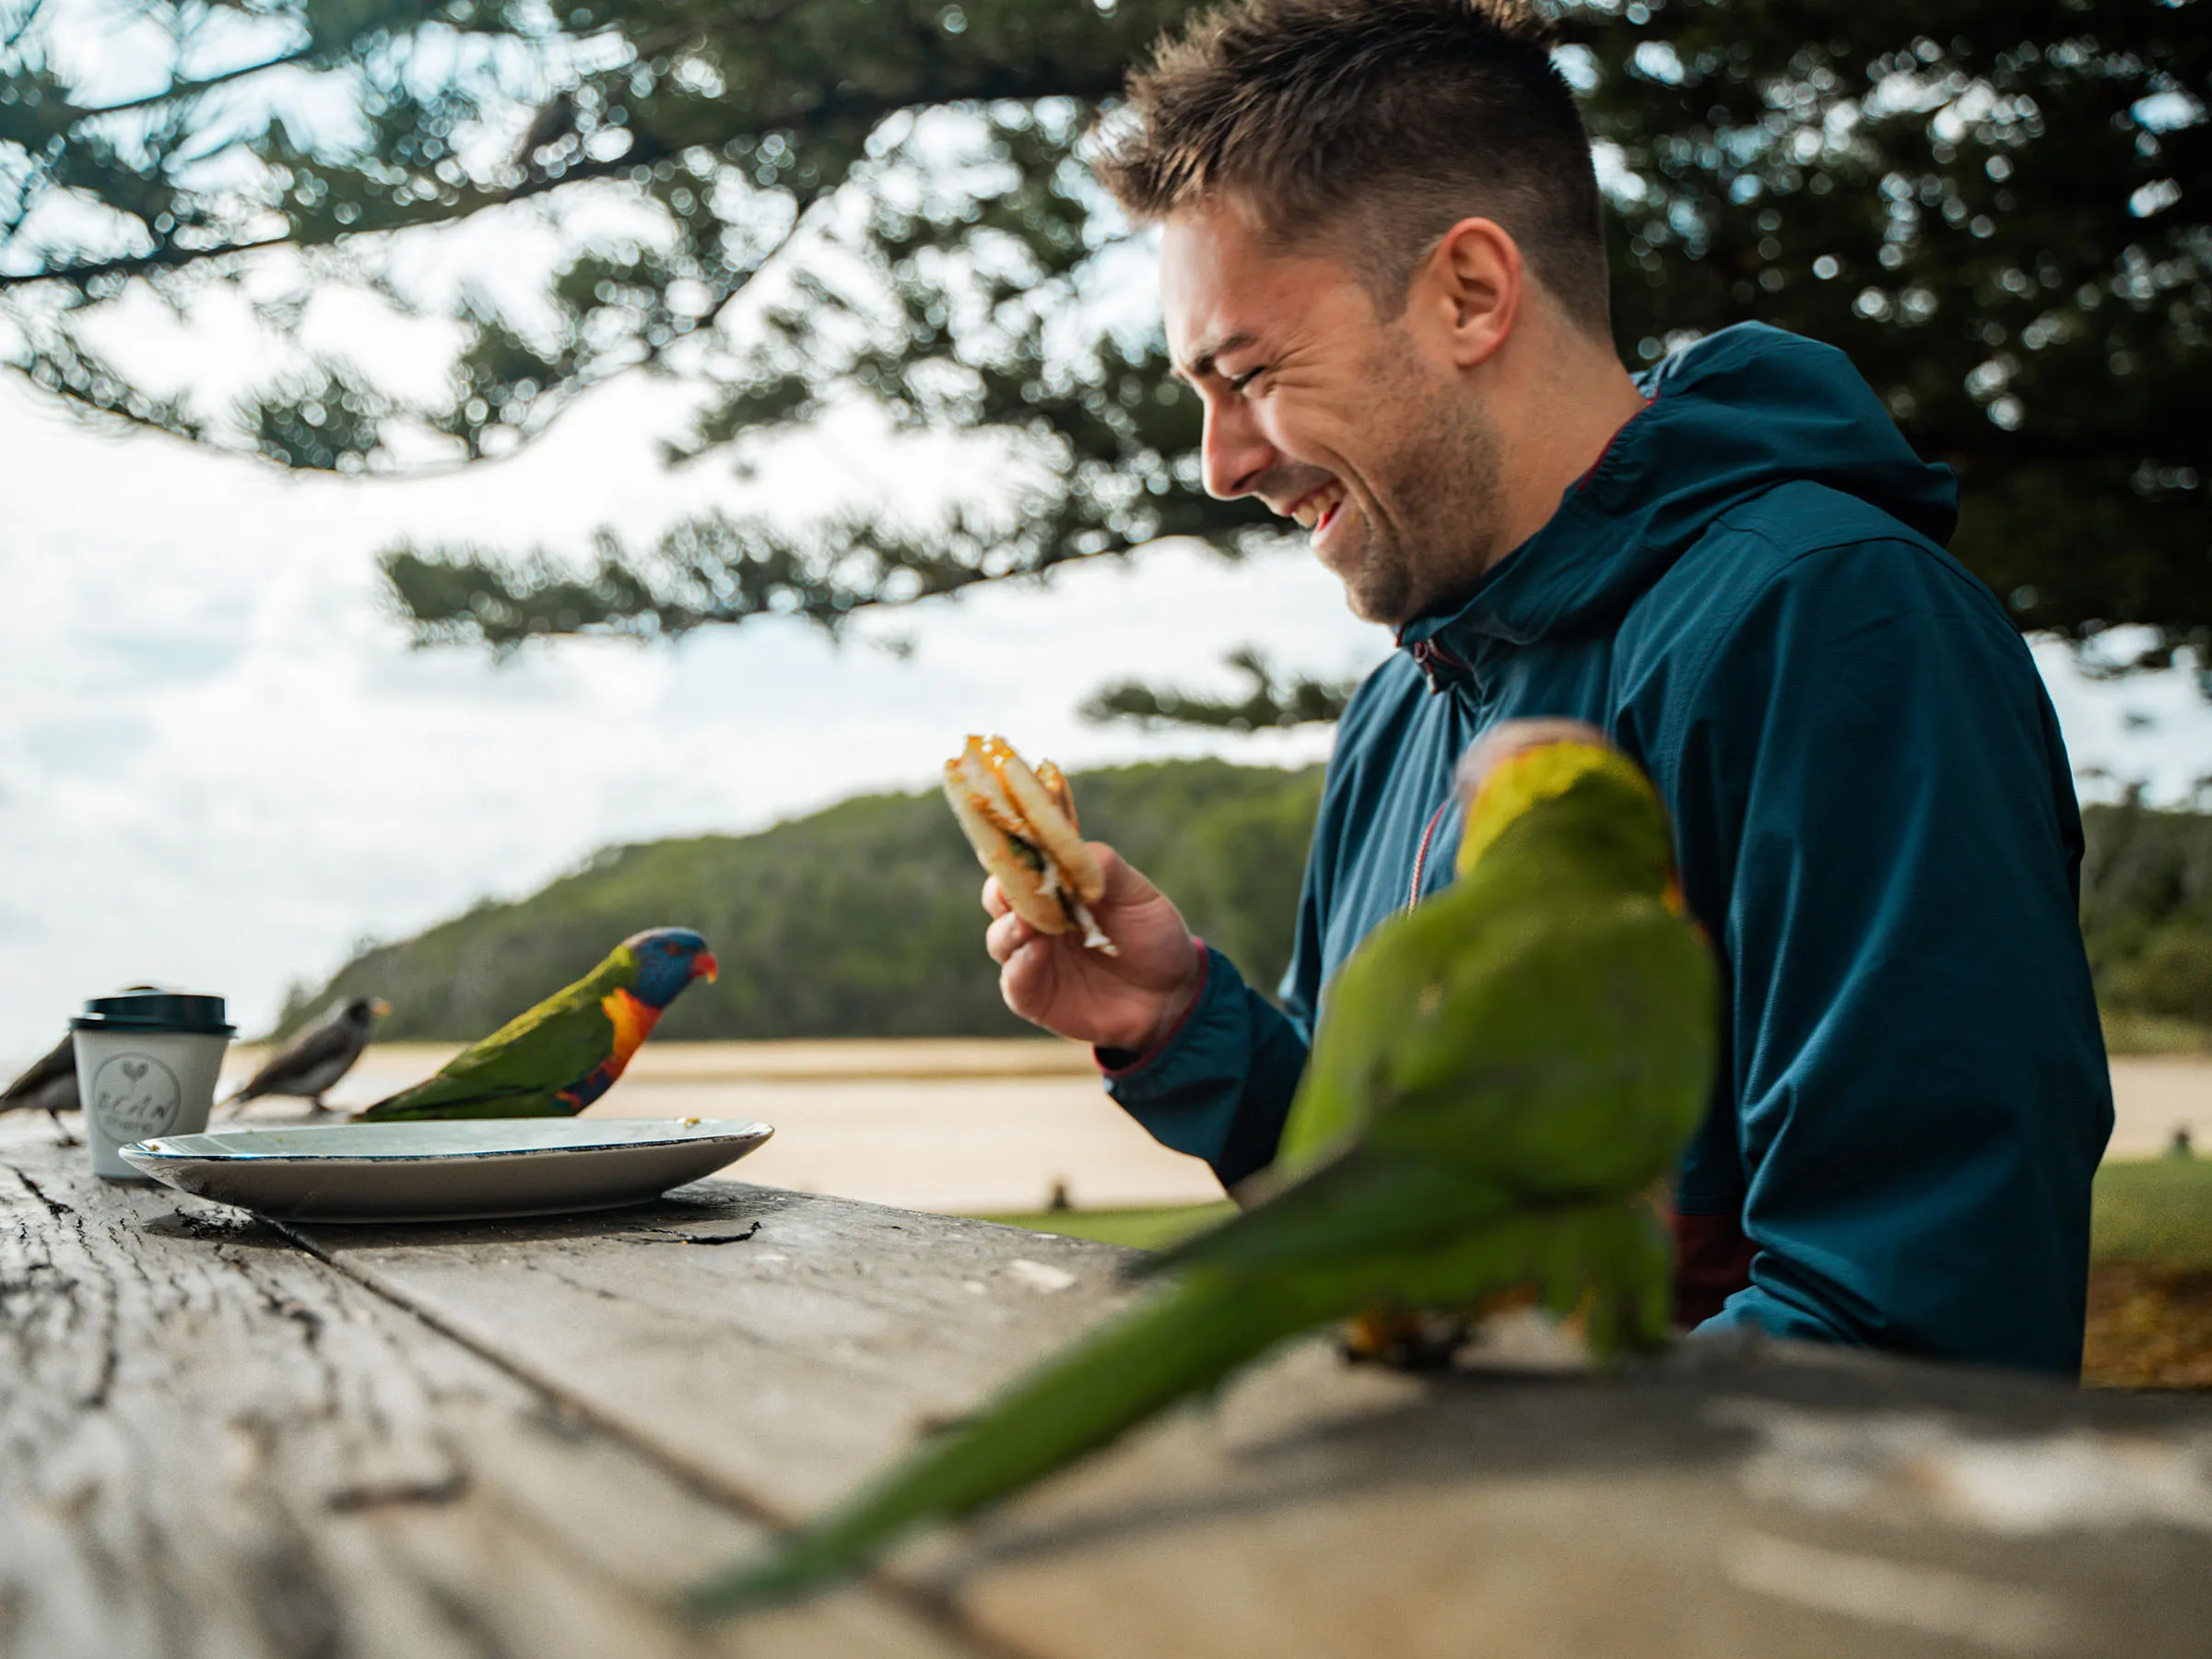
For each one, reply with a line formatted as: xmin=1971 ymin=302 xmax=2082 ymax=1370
xmin=118 ymin=1118 xmax=774 ymax=1223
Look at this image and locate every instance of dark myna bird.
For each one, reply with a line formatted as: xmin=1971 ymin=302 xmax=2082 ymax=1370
xmin=226 ymin=995 xmax=391 ymax=1115
xmin=2 ymin=1033 xmax=81 ymax=1143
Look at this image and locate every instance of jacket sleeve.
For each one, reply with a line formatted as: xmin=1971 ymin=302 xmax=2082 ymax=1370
xmin=1649 ymin=535 xmax=2112 ymax=1374
xmin=1099 ymin=944 xmax=1313 ymax=1191
xmin=1100 ymin=850 xmax=1324 ymax=1200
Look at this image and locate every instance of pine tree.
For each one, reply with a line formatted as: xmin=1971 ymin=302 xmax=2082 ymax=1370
xmin=4 ymin=0 xmax=2203 ymax=678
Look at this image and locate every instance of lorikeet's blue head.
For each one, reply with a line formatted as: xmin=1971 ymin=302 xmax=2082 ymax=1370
xmin=625 ymin=927 xmax=719 ymax=1008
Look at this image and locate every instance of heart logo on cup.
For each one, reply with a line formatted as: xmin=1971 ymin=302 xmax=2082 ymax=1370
xmin=91 ymin=1052 xmax=185 ymax=1141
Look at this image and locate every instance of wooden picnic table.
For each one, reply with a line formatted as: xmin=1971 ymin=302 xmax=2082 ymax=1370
xmin=3 ymin=1115 xmax=2208 ymax=1659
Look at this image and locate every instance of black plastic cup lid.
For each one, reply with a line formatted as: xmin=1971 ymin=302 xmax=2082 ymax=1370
xmin=71 ymin=991 xmax=235 ymax=1036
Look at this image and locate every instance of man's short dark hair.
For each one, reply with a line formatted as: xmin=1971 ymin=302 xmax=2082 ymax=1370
xmin=1092 ymin=0 xmax=1611 ymax=334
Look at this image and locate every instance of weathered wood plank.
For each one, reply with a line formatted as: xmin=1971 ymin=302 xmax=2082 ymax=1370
xmin=284 ymin=1179 xmax=1145 ymax=1517
xmin=0 ymin=1125 xmax=990 ymax=1659
xmin=950 ymin=1340 xmax=2212 ymax=1659
xmin=288 ymin=1177 xmax=2212 ymax=1659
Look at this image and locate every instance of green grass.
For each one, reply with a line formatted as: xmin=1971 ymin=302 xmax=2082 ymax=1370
xmin=983 ymin=1160 xmax=2212 ymax=1275
xmin=2093 ymin=1157 xmax=2212 ymax=1272
xmin=977 ymin=1203 xmax=1235 ymax=1251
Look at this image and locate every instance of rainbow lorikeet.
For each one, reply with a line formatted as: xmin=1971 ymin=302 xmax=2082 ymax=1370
xmin=688 ymin=721 xmax=1718 ymax=1618
xmin=358 ymin=928 xmax=717 ymax=1121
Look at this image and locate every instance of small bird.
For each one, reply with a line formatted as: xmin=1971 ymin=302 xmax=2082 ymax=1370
xmin=2 ymin=1033 xmax=81 ymax=1143
xmin=358 ymin=928 xmax=717 ymax=1121
xmin=226 ymin=995 xmax=392 ymax=1115
xmin=687 ymin=721 xmax=1719 ymax=1616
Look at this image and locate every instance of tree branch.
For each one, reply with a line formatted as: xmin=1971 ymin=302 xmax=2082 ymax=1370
xmin=0 ymin=130 xmax=681 ymax=292
xmin=1083 ymin=648 xmax=1358 ymax=732
xmin=54 ymin=43 xmax=324 ymax=124
xmin=0 ymin=48 xmax=1124 ymax=295
xmin=0 ymin=231 xmax=294 ymax=290
xmin=1 ymin=0 xmax=49 ymax=53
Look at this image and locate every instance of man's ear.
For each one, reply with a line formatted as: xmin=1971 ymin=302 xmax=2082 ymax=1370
xmin=1419 ymin=217 xmax=1524 ymax=370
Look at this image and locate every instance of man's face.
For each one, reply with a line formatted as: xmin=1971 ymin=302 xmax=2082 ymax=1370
xmin=1159 ymin=199 xmax=1502 ymax=627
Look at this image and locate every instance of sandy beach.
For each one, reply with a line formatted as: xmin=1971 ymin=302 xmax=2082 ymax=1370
xmin=206 ymin=1038 xmax=2212 ymax=1215
xmin=2106 ymin=1058 xmax=2212 ymax=1158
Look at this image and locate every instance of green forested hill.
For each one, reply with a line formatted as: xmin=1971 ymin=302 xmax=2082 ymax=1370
xmin=288 ymin=760 xmax=1325 ymax=1042
xmin=286 ymin=763 xmax=2212 ymax=1046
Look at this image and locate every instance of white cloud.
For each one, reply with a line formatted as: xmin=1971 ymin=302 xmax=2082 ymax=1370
xmin=0 ymin=372 xmax=1374 ymax=1059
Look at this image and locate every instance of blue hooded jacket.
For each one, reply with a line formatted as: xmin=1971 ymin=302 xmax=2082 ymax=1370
xmin=1103 ymin=324 xmax=2113 ymax=1376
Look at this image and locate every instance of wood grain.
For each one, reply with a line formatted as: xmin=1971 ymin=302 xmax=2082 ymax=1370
xmin=0 ymin=1124 xmax=985 ymax=1659
xmin=284 ymin=1180 xmax=1144 ymax=1516
xmin=288 ymin=1177 xmax=2212 ymax=1659
xmin=12 ymin=1108 xmax=2212 ymax=1659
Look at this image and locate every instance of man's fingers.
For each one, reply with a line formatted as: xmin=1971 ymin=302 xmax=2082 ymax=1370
xmin=997 ymin=935 xmax=1059 ymax=1026
xmin=1091 ymin=841 xmax=1161 ymax=907
xmin=985 ymin=909 xmax=1037 ymax=966
xmin=981 ymin=876 xmax=1011 ymax=918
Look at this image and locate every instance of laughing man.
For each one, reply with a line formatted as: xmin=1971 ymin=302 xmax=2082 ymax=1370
xmin=980 ymin=0 xmax=2113 ymax=1373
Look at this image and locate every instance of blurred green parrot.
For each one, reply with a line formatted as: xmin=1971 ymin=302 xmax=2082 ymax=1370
xmin=358 ymin=928 xmax=716 ymax=1121
xmin=687 ymin=720 xmax=1719 ymax=1618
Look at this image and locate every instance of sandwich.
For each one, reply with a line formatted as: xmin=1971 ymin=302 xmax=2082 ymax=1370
xmin=943 ymin=735 xmax=1117 ymax=954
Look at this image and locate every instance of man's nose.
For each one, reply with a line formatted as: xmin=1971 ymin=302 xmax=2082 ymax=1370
xmin=1200 ymin=391 xmax=1277 ymax=500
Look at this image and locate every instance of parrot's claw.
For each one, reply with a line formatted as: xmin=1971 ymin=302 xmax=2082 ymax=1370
xmin=1339 ymin=1308 xmax=1471 ymax=1371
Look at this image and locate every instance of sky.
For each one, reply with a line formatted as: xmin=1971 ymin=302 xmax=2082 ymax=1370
xmin=4 ymin=345 xmax=2209 ymax=1066
xmin=0 ymin=366 xmax=1370 ymax=1062
xmin=6 ymin=5 xmax=2206 ymax=1065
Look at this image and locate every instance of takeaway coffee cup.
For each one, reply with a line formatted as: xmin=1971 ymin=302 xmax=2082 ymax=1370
xmin=72 ymin=991 xmax=235 ymax=1180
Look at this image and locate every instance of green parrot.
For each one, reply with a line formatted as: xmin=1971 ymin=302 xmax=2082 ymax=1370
xmin=357 ymin=928 xmax=717 ymax=1121
xmin=687 ymin=722 xmax=1717 ymax=1618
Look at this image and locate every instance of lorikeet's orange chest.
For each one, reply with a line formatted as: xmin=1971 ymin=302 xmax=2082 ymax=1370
xmin=603 ymin=986 xmax=660 ymax=1070
xmin=555 ymin=987 xmax=663 ymax=1112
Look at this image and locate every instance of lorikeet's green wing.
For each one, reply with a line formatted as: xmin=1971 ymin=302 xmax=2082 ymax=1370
xmin=1274 ymin=853 xmax=1687 ymax=1174
xmin=1147 ymin=898 xmax=1714 ymax=1280
xmin=1265 ymin=884 xmax=1498 ymax=1183
xmin=359 ymin=948 xmax=632 ymax=1120
xmin=1361 ymin=897 xmax=1718 ymax=1194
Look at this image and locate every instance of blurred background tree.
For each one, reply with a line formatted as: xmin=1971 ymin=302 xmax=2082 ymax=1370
xmin=3 ymin=0 xmax=2203 ymax=690
xmin=2081 ymin=782 xmax=2212 ymax=1029
xmin=1082 ymin=647 xmax=1358 ymax=732
xmin=281 ymin=754 xmax=2212 ymax=1044
xmin=297 ymin=759 xmax=1326 ymax=1038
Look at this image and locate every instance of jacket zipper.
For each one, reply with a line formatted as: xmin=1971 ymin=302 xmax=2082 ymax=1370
xmin=1406 ymin=797 xmax=1453 ymax=912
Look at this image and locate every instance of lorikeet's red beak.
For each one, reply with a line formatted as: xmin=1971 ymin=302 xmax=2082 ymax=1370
xmin=694 ymin=951 xmax=720 ymax=984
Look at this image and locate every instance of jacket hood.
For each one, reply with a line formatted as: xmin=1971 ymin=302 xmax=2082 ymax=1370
xmin=1400 ymin=324 xmax=1958 ymax=683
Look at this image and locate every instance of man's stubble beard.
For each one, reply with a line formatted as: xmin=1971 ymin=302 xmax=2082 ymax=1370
xmin=1336 ymin=356 xmax=1505 ymax=629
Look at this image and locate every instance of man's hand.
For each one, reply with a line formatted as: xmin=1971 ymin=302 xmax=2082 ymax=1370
xmin=983 ymin=845 xmax=1204 ymax=1054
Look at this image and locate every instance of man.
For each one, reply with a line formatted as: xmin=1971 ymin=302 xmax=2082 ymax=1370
xmin=981 ymin=0 xmax=2112 ymax=1372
